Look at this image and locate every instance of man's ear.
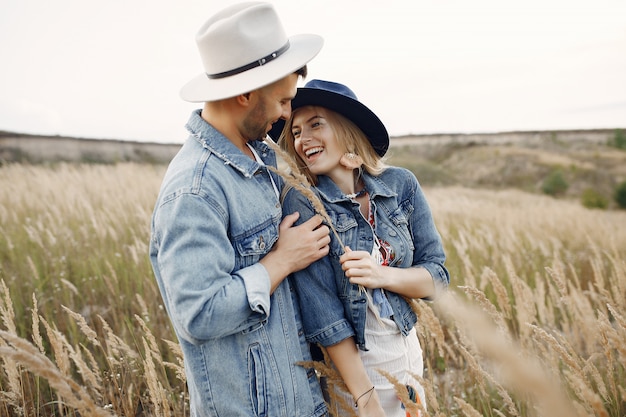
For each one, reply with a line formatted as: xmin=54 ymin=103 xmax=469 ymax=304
xmin=237 ymin=92 xmax=252 ymax=107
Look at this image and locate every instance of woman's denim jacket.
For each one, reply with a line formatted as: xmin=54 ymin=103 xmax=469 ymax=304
xmin=149 ymin=110 xmax=327 ymax=416
xmin=282 ymin=168 xmax=449 ymax=351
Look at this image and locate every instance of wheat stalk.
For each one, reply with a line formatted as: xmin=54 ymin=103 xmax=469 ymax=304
xmin=408 ymin=299 xmax=447 ymax=360
xmin=31 ymin=293 xmax=45 ymax=354
xmin=0 ymin=330 xmax=113 ymax=417
xmin=142 ymin=336 xmax=168 ymax=417
xmin=528 ymin=324 xmax=583 ymax=375
xmin=58 ymin=306 xmax=105 ymax=396
xmin=504 ymin=254 xmax=536 ymax=341
xmin=136 ymin=293 xmax=150 ymax=321
xmin=454 ymin=397 xmax=483 ymax=417
xmin=162 ymin=339 xmax=186 ymax=383
xmin=482 ymin=267 xmax=512 ymax=319
xmin=563 ymin=369 xmax=610 ymax=417
xmin=0 ymin=279 xmax=22 ymax=408
xmin=135 ymin=314 xmax=160 ymax=355
xmin=458 ymin=285 xmax=509 ymax=339
xmin=377 ymin=368 xmax=424 ymax=417
xmin=62 ymin=305 xmax=101 ymax=347
xmin=97 ymin=314 xmax=139 ymax=367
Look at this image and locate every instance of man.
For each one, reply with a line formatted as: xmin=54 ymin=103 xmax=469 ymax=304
xmin=149 ymin=3 xmax=330 ymax=416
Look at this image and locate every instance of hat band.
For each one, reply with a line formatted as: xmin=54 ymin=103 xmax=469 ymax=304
xmin=206 ymin=41 xmax=291 ymax=80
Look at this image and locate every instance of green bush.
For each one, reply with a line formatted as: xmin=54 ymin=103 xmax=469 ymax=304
xmin=541 ymin=169 xmax=569 ymax=196
xmin=610 ymin=129 xmax=626 ymax=150
xmin=615 ymin=181 xmax=626 ymax=209
xmin=581 ymin=188 xmax=608 ymax=209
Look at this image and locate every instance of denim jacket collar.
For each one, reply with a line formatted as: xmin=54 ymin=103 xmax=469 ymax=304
xmin=184 ymin=109 xmax=274 ymax=179
xmin=315 ymin=172 xmax=397 ymax=204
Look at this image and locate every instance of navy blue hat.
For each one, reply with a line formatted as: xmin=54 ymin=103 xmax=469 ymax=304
xmin=269 ymin=79 xmax=389 ymax=156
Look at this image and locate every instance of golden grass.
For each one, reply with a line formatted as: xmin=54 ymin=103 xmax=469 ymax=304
xmin=0 ymin=163 xmax=624 ymax=416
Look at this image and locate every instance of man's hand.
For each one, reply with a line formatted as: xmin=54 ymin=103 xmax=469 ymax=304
xmin=278 ymin=212 xmax=330 ymax=270
xmin=261 ymin=212 xmax=330 ymax=292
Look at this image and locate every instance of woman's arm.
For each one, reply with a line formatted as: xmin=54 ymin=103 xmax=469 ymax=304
xmin=326 ymin=338 xmax=385 ymax=417
xmin=342 ymin=170 xmax=449 ymax=299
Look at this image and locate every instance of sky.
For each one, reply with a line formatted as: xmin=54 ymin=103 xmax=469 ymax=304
xmin=1 ymin=0 xmax=625 ymax=144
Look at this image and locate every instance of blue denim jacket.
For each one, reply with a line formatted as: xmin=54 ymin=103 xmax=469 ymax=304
xmin=149 ymin=110 xmax=327 ymax=416
xmin=282 ymin=168 xmax=449 ymax=351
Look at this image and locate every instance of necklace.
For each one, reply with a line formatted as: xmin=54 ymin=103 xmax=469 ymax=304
xmin=346 ymin=188 xmax=367 ymax=199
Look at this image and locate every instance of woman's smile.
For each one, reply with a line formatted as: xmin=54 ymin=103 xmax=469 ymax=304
xmin=304 ymin=146 xmax=325 ymax=163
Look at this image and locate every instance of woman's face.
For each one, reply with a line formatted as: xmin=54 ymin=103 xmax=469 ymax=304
xmin=291 ymin=106 xmax=344 ymax=177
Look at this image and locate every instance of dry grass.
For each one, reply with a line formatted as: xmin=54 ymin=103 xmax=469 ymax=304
xmin=0 ymin=163 xmax=624 ymax=416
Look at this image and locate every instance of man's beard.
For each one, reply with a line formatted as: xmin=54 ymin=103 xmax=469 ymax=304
xmin=243 ymin=100 xmax=269 ymax=141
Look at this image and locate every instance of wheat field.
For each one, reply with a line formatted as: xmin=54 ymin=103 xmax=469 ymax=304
xmin=0 ymin=162 xmax=624 ymax=417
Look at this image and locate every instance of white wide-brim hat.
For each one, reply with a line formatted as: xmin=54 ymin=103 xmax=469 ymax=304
xmin=180 ymin=2 xmax=323 ymax=102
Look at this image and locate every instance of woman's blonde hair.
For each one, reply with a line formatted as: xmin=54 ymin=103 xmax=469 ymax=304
xmin=278 ymin=106 xmax=387 ymax=185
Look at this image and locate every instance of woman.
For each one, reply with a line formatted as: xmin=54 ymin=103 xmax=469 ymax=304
xmin=272 ymin=80 xmax=450 ymax=417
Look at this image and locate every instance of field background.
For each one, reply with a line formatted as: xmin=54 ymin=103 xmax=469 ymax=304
xmin=1 ymin=129 xmax=625 ymax=416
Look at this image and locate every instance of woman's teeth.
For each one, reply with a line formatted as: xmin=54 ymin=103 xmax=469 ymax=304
xmin=305 ymin=147 xmax=324 ymax=157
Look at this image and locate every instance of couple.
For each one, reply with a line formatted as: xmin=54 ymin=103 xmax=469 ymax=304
xmin=149 ymin=2 xmax=449 ymax=417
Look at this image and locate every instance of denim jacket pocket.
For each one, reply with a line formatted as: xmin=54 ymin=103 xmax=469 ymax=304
xmin=234 ymin=220 xmax=278 ymax=269
xmin=327 ymin=211 xmax=358 ymax=257
xmin=386 ymin=205 xmax=415 ymax=256
xmin=248 ymin=342 xmax=268 ymax=417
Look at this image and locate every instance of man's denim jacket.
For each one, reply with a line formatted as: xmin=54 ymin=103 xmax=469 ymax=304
xmin=149 ymin=110 xmax=327 ymax=416
xmin=282 ymin=168 xmax=449 ymax=351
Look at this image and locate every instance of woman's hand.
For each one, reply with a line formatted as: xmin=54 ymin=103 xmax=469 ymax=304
xmin=340 ymin=246 xmax=386 ymax=289
xmin=341 ymin=246 xmax=437 ymax=299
